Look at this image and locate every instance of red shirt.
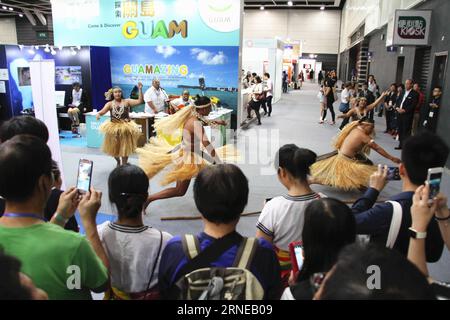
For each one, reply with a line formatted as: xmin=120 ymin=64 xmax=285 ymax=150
xmin=415 ymin=91 xmax=425 ymax=113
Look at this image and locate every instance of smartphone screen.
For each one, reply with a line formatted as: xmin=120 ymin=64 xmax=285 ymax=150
xmin=387 ymin=167 xmax=400 ymax=181
xmin=428 ymin=171 xmax=443 ymax=200
xmin=294 ymin=245 xmax=304 ymax=271
xmin=76 ymin=159 xmax=93 ymax=194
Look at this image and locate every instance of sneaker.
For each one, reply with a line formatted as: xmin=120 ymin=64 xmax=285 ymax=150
xmin=319 ymin=120 xmax=324 ymax=124
xmin=329 ymin=121 xmax=336 ymax=125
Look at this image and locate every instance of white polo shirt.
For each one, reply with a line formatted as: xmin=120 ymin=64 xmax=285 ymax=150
xmin=257 ymin=193 xmax=323 ymax=251
xmin=144 ymin=86 xmax=168 ymax=114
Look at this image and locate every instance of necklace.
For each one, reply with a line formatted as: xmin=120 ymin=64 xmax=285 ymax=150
xmin=112 ymin=101 xmax=126 ymax=119
xmin=3 ymin=213 xmax=47 ymax=222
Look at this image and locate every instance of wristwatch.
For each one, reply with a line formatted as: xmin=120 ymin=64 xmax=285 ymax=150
xmin=408 ymin=227 xmax=427 ymax=239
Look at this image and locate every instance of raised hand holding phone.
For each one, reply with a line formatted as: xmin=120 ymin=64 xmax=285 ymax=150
xmin=427 ymin=167 xmax=443 ymax=204
xmin=76 ymin=159 xmax=93 ymax=195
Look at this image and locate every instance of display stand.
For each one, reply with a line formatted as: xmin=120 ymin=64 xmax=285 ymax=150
xmin=29 ymin=59 xmax=66 ymax=187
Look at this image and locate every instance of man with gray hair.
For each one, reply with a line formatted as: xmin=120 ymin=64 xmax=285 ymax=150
xmin=395 ymin=79 xmax=419 ymax=150
xmin=144 ymin=79 xmax=169 ymax=114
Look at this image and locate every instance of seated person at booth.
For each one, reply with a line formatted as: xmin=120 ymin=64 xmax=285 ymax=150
xmin=169 ymin=90 xmax=194 ymax=113
xmin=65 ymin=82 xmax=89 ymax=129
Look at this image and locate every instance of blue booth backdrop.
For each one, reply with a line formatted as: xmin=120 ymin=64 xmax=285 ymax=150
xmin=0 ymin=45 xmax=112 ymax=120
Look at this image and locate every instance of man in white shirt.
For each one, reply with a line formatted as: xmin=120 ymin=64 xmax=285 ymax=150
xmin=338 ymin=82 xmax=353 ymax=130
xmin=169 ymin=90 xmax=194 ymax=113
xmin=262 ymin=73 xmax=274 ymax=117
xmin=144 ymin=79 xmax=169 ymax=115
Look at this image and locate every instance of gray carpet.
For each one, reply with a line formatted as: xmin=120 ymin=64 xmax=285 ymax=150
xmin=61 ymin=81 xmax=450 ymax=282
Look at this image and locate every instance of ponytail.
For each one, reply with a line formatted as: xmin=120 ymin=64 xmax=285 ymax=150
xmin=275 ymin=144 xmax=317 ymax=182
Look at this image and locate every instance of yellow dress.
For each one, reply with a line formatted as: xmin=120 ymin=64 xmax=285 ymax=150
xmin=99 ymin=101 xmax=141 ymax=158
xmin=137 ymin=105 xmax=237 ymax=185
xmin=310 ymin=121 xmax=377 ymax=191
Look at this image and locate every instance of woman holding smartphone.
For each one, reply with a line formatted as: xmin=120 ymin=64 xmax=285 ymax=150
xmin=281 ymin=198 xmax=356 ymax=300
xmin=96 ymin=83 xmax=144 ymax=167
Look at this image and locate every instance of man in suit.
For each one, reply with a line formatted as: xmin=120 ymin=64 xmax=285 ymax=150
xmin=359 ymin=82 xmax=376 ymax=120
xmin=395 ymin=79 xmax=419 ymax=150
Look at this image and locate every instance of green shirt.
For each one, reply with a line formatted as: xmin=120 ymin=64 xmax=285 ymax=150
xmin=0 ymin=222 xmax=108 ymax=300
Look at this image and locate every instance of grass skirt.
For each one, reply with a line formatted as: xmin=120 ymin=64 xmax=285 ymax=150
xmin=137 ymin=137 xmax=238 ymax=186
xmin=99 ymin=120 xmax=141 ymax=157
xmin=311 ymin=151 xmax=377 ymax=191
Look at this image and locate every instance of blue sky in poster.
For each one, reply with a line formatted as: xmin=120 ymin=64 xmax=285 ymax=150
xmin=110 ymin=45 xmax=239 ymax=89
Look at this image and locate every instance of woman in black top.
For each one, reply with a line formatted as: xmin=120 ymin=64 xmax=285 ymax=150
xmin=384 ymin=83 xmax=397 ymax=134
xmin=321 ymin=80 xmax=336 ymax=125
xmin=281 ymin=198 xmax=356 ymax=300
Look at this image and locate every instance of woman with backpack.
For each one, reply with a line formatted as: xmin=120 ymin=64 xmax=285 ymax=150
xmin=98 ymin=164 xmax=172 ymax=300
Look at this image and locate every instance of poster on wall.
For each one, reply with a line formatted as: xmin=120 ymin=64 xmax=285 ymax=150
xmin=392 ymin=10 xmax=432 ymax=46
xmin=52 ymin=0 xmax=242 ymax=128
xmin=18 ymin=67 xmax=31 ymax=86
xmin=55 ymin=66 xmax=82 ymax=85
xmin=52 ymin=0 xmax=241 ymax=47
xmin=110 ymin=45 xmax=239 ymax=115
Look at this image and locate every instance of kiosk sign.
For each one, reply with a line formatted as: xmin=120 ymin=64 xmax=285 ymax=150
xmin=393 ymin=10 xmax=431 ymax=46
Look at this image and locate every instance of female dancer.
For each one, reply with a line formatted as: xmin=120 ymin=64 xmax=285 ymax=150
xmin=96 ymin=83 xmax=144 ymax=167
xmin=137 ymin=95 xmax=232 ymax=206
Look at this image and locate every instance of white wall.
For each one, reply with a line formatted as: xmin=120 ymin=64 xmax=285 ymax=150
xmin=0 ymin=18 xmax=18 ymax=44
xmin=339 ymin=0 xmax=425 ymax=53
xmin=243 ymin=10 xmax=341 ymax=54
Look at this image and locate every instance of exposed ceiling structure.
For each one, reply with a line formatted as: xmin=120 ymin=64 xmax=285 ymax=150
xmin=0 ymin=0 xmax=51 ymax=25
xmin=244 ymin=0 xmax=345 ymax=10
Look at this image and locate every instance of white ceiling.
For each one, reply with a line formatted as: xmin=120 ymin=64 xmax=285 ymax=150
xmin=244 ymin=0 xmax=344 ymax=10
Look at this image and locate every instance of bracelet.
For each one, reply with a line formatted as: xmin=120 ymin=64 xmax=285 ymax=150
xmin=53 ymin=212 xmax=69 ymax=224
xmin=434 ymin=215 xmax=450 ymax=222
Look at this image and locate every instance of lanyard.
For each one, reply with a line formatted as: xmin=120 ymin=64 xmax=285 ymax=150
xmin=3 ymin=213 xmax=47 ymax=222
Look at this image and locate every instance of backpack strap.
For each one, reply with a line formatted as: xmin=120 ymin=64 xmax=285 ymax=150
xmin=182 ymin=234 xmax=201 ymax=260
xmin=233 ymin=237 xmax=258 ymax=270
xmin=385 ymin=201 xmax=403 ymax=249
xmin=175 ymin=232 xmax=243 ymax=283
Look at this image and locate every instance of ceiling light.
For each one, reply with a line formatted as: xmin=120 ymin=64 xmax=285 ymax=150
xmin=19 ymin=13 xmax=23 ymax=17
xmin=51 ymin=48 xmax=57 ymax=56
xmin=288 ymin=1 xmax=293 ymax=6
xmin=8 ymin=7 xmax=13 ymax=11
xmin=28 ymin=48 xmax=35 ymax=55
xmin=44 ymin=45 xmax=50 ymax=53
xmin=260 ymin=6 xmax=264 ymax=10
xmin=320 ymin=6 xmax=325 ymax=10
xmin=2 ymin=6 xmax=7 ymax=10
xmin=34 ymin=45 xmax=39 ymax=50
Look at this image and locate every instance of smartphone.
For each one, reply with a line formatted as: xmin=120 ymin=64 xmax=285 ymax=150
xmin=387 ymin=167 xmax=401 ymax=181
xmin=289 ymin=241 xmax=304 ymax=274
xmin=427 ymin=167 xmax=443 ymax=202
xmin=76 ymin=159 xmax=93 ymax=194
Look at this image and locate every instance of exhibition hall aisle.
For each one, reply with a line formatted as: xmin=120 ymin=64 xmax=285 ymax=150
xmin=60 ymin=82 xmax=450 ymax=282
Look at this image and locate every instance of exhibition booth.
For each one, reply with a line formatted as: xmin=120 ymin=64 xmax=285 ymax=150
xmin=0 ymin=0 xmax=242 ymax=158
